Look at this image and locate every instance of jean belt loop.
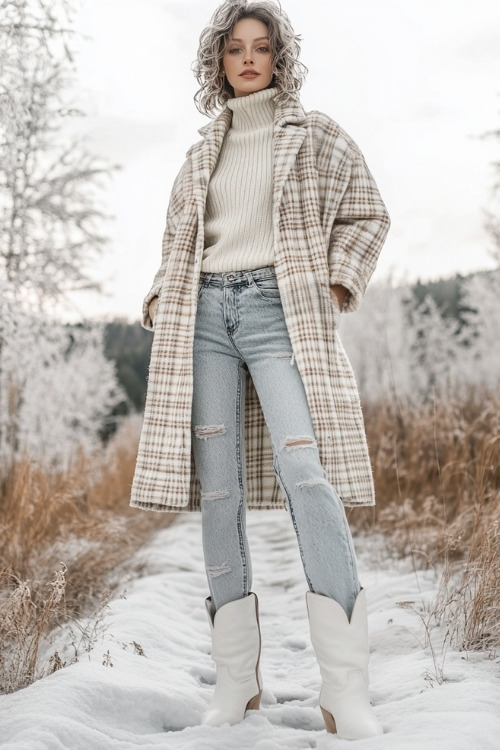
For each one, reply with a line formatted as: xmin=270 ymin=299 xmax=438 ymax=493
xmin=244 ymin=270 xmax=253 ymax=287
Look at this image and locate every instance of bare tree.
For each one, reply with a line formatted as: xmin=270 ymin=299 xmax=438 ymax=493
xmin=0 ymin=0 xmax=115 ymax=303
xmin=0 ymin=1 xmax=124 ymax=467
xmin=480 ymin=97 xmax=500 ymax=267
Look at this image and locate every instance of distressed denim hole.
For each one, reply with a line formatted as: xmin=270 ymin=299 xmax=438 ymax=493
xmin=206 ymin=563 xmax=231 ymax=579
xmin=201 ymin=490 xmax=230 ymax=501
xmin=195 ymin=425 xmax=226 ymax=439
xmin=280 ymin=436 xmax=317 ymax=452
xmin=296 ymin=478 xmax=330 ymax=490
xmin=274 ymin=351 xmax=295 ymax=366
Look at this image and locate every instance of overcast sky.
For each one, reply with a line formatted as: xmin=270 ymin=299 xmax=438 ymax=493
xmin=66 ymin=0 xmax=500 ymax=322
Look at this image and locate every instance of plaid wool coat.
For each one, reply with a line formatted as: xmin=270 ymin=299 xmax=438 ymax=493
xmin=130 ymin=94 xmax=390 ymax=513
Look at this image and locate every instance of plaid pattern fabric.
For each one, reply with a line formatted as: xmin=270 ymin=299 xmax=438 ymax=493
xmin=130 ymin=97 xmax=390 ymax=512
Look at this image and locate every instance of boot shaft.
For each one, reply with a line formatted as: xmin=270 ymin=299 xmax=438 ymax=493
xmin=306 ymin=588 xmax=369 ymax=683
xmin=206 ymin=593 xmax=261 ymax=678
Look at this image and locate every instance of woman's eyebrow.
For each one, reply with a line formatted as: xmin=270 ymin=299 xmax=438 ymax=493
xmin=230 ymin=36 xmax=269 ymax=42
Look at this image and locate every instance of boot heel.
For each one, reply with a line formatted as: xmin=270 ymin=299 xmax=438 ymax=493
xmin=320 ymin=706 xmax=337 ymax=734
xmin=246 ymin=689 xmax=263 ymax=711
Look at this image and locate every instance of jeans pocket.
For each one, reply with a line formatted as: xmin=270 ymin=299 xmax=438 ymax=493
xmin=252 ymin=276 xmax=281 ymax=301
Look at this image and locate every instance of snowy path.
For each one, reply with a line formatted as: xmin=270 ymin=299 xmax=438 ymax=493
xmin=1 ymin=511 xmax=499 ymax=750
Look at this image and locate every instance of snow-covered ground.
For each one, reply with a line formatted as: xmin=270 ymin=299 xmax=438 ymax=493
xmin=1 ymin=511 xmax=499 ymax=750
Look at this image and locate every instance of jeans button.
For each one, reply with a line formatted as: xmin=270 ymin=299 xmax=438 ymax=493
xmin=228 ymin=275 xmax=234 ymax=281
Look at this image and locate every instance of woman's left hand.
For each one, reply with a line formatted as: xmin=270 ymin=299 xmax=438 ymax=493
xmin=330 ymin=284 xmax=348 ymax=312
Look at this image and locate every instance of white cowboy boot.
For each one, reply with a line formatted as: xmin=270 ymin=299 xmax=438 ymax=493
xmin=202 ymin=592 xmax=263 ymax=726
xmin=306 ymin=588 xmax=383 ymax=739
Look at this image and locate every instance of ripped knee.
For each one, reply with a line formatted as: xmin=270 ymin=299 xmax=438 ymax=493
xmin=280 ymin=435 xmax=317 ymax=452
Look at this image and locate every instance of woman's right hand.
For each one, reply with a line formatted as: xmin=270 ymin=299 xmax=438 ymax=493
xmin=149 ymin=296 xmax=158 ymax=323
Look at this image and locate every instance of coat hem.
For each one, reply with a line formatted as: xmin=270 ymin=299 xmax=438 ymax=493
xmin=130 ymin=500 xmax=191 ymax=513
xmin=129 ymin=498 xmax=375 ymax=512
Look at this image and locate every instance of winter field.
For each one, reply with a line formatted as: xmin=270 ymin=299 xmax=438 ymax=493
xmin=1 ymin=346 xmax=499 ymax=750
xmin=1 ymin=3 xmax=500 ymax=749
xmin=1 ymin=391 xmax=500 ymax=748
xmin=1 ymin=511 xmax=500 ymax=750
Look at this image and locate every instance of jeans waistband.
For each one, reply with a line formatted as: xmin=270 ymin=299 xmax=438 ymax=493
xmin=199 ymin=265 xmax=276 ymax=287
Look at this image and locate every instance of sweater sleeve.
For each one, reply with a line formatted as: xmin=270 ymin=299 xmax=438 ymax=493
xmin=327 ymin=144 xmax=391 ymax=313
xmin=142 ymin=158 xmax=190 ymax=330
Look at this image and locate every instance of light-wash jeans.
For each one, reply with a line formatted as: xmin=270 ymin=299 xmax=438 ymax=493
xmin=191 ymin=266 xmax=361 ymax=619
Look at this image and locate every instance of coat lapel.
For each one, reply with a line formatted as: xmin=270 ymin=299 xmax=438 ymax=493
xmin=191 ymin=109 xmax=232 ymax=215
xmin=192 ymin=93 xmax=307 ymax=218
xmin=272 ymin=96 xmax=307 ymax=216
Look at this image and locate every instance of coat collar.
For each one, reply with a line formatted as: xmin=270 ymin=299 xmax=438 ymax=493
xmin=191 ymin=93 xmax=307 ymax=219
xmin=197 ymin=93 xmax=307 ymax=139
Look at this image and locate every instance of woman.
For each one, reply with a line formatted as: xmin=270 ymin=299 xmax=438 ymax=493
xmin=131 ymin=0 xmax=390 ymax=739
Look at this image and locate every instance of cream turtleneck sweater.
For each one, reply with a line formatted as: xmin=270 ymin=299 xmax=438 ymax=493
xmin=201 ymin=86 xmax=277 ymax=273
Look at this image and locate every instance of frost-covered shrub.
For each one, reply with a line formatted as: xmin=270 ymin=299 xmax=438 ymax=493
xmin=457 ymin=269 xmax=500 ymax=390
xmin=340 ymin=269 xmax=500 ymax=402
xmin=0 ymin=283 xmax=125 ymax=470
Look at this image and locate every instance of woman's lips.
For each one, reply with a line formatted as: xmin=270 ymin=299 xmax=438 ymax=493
xmin=240 ymin=71 xmax=260 ymax=78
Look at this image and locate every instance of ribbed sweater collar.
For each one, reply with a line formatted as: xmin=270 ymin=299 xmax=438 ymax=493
xmin=227 ymin=87 xmax=277 ymax=133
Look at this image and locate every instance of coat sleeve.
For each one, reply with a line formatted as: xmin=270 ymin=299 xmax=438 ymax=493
xmin=142 ymin=157 xmax=190 ymax=330
xmin=327 ymin=143 xmax=391 ymax=313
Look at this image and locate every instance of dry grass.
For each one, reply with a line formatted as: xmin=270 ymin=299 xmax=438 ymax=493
xmin=2 ymin=387 xmax=499 ymax=694
xmin=351 ymin=386 xmax=500 ymax=652
xmin=0 ymin=416 xmax=174 ymax=694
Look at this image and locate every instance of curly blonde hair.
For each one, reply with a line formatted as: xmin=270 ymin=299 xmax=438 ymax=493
xmin=193 ymin=0 xmax=308 ymax=116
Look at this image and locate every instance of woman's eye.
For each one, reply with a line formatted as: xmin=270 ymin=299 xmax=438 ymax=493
xmin=227 ymin=46 xmax=269 ymax=54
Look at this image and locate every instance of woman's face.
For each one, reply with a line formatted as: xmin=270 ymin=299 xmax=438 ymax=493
xmin=222 ymin=17 xmax=273 ymax=98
